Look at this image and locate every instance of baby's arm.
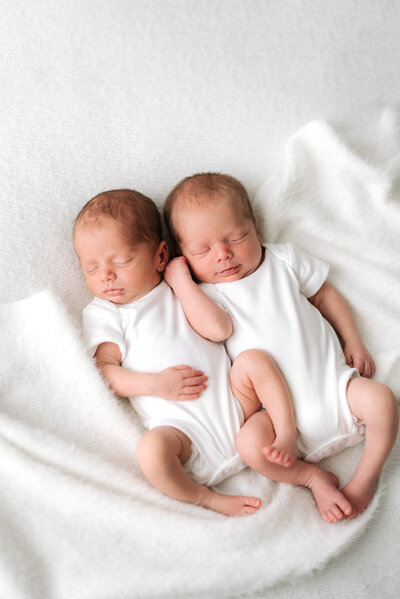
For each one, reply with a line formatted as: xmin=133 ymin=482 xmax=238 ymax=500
xmin=164 ymin=257 xmax=232 ymax=342
xmin=308 ymin=283 xmax=375 ymax=377
xmin=95 ymin=341 xmax=207 ymax=400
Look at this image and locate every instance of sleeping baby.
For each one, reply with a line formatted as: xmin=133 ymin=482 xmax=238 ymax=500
xmin=164 ymin=172 xmax=399 ymax=522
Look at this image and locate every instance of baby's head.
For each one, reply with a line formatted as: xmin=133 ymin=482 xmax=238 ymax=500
xmin=164 ymin=173 xmax=263 ymax=284
xmin=74 ymin=189 xmax=168 ymax=304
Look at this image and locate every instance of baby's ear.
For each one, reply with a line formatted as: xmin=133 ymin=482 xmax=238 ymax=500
xmin=157 ymin=241 xmax=169 ymax=272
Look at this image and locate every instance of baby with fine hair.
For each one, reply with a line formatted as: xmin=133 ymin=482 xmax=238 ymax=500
xmin=164 ymin=172 xmax=398 ymax=523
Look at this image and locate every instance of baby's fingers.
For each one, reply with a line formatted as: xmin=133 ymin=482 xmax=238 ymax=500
xmin=360 ymin=358 xmax=376 ymax=378
xmin=174 ymin=366 xmax=207 ymax=382
xmin=178 ymin=385 xmax=206 ymax=400
xmin=183 ymin=373 xmax=208 ymax=386
xmin=352 ymin=356 xmax=374 ymax=378
xmin=178 ymin=377 xmax=208 ymax=400
xmin=181 ymin=379 xmax=207 ymax=393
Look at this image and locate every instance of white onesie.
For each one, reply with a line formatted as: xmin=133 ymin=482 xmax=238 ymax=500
xmin=83 ymin=280 xmax=246 ymax=486
xmin=201 ymin=243 xmax=365 ymax=463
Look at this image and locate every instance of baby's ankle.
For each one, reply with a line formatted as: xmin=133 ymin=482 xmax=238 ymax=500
xmin=194 ymin=485 xmax=214 ymax=509
xmin=273 ymin=432 xmax=298 ymax=453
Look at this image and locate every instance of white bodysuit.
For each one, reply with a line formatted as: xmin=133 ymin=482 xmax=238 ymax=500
xmin=83 ymin=280 xmax=246 ymax=486
xmin=201 ymin=243 xmax=365 ymax=463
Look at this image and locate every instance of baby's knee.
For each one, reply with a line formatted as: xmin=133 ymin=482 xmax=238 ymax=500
xmin=135 ymin=431 xmax=153 ymax=467
xmin=235 ymin=426 xmax=249 ymax=458
xmin=231 ymin=349 xmax=277 ymax=382
xmin=374 ymin=383 xmax=398 ymax=415
xmin=135 ymin=429 xmax=166 ymax=473
xmin=236 ymin=435 xmax=267 ymax=471
xmin=233 ymin=348 xmax=275 ymax=368
xmin=235 ymin=433 xmax=258 ymax=466
xmin=382 ymin=385 xmax=399 ymax=426
xmin=235 ymin=414 xmax=275 ymax=467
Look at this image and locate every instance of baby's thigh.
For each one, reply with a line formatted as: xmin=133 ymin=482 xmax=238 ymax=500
xmin=135 ymin=426 xmax=192 ymax=471
xmin=230 ymin=349 xmax=277 ymax=420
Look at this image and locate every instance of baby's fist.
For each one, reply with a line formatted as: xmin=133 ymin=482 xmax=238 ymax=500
xmin=164 ymin=256 xmax=192 ymax=290
xmin=344 ymin=339 xmax=376 ymax=378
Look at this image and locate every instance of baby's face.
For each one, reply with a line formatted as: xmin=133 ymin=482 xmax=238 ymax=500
xmin=74 ymin=217 xmax=166 ymax=304
xmin=175 ymin=195 xmax=263 ymax=284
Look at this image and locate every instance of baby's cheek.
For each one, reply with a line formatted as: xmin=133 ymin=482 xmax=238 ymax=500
xmin=196 ymin=267 xmax=214 ymax=284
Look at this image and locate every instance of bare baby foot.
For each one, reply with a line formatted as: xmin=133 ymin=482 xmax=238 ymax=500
xmin=341 ymin=475 xmax=378 ymax=519
xmin=309 ymin=470 xmax=353 ymax=523
xmin=201 ymin=489 xmax=261 ymax=517
xmin=262 ymin=437 xmax=298 ymax=468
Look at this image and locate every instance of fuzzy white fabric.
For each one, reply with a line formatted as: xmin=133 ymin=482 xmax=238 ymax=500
xmin=2 ymin=110 xmax=400 ymax=599
xmin=0 ymin=290 xmax=381 ymax=599
xmin=1 ymin=2 xmax=400 ymax=597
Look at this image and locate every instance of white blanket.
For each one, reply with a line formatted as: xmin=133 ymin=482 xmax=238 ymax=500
xmin=3 ymin=109 xmax=400 ymax=597
xmin=0 ymin=290 xmax=381 ymax=599
xmin=1 ymin=3 xmax=399 ymax=597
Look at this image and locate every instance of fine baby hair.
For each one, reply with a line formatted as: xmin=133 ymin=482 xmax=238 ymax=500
xmin=73 ymin=188 xmax=162 ymax=249
xmin=164 ymin=172 xmax=255 ymax=249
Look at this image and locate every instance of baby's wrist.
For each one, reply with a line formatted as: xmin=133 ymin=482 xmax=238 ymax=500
xmin=150 ymin=372 xmax=162 ymax=397
xmin=172 ymin=274 xmax=196 ymax=298
xmin=344 ymin=334 xmax=364 ymax=348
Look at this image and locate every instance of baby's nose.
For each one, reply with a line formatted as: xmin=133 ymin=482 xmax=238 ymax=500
xmin=215 ymin=243 xmax=233 ymax=260
xmin=99 ymin=268 xmax=116 ymax=281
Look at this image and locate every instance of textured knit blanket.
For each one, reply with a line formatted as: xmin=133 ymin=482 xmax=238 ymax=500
xmin=2 ymin=109 xmax=400 ymax=598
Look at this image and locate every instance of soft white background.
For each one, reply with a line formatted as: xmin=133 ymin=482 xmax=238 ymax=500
xmin=1 ymin=1 xmax=399 ymax=598
xmin=1 ymin=0 xmax=400 ymax=317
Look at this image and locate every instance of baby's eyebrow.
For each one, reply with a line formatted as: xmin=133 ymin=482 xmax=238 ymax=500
xmin=191 ymin=245 xmax=209 ymax=252
xmin=80 ymin=258 xmax=97 ymax=266
xmin=181 ymin=240 xmax=203 ymax=250
xmin=112 ymin=256 xmax=133 ymax=262
xmin=226 ymin=231 xmax=247 ymax=238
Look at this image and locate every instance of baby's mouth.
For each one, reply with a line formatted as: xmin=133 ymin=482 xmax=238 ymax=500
xmin=219 ymin=265 xmax=240 ymax=276
xmin=104 ymin=288 xmax=124 ymax=296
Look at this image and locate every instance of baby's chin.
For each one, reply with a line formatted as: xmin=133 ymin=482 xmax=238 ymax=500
xmin=212 ymin=264 xmax=260 ymax=284
xmin=214 ymin=273 xmax=244 ymax=283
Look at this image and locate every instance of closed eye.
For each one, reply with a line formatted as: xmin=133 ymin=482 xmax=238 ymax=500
xmin=228 ymin=233 xmax=248 ymax=243
xmin=192 ymin=248 xmax=210 ymax=256
xmin=113 ymin=258 xmax=134 ymax=267
xmin=85 ymin=266 xmax=99 ymax=275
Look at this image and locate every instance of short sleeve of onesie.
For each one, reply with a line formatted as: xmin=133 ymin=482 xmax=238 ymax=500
xmin=276 ymin=242 xmax=330 ymax=298
xmin=82 ymin=299 xmax=126 ymax=360
xmin=200 ymin=282 xmax=227 ymax=308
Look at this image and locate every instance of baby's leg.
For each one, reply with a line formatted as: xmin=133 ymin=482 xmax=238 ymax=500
xmin=135 ymin=426 xmax=261 ymax=517
xmin=230 ymin=349 xmax=298 ymax=466
xmin=342 ymin=378 xmax=398 ymax=517
xmin=236 ymin=411 xmax=354 ymax=523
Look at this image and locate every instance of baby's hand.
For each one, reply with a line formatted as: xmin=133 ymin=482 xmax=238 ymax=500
xmin=156 ymin=365 xmax=208 ymax=401
xmin=344 ymin=338 xmax=376 ymax=378
xmin=164 ymin=257 xmax=193 ymax=291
